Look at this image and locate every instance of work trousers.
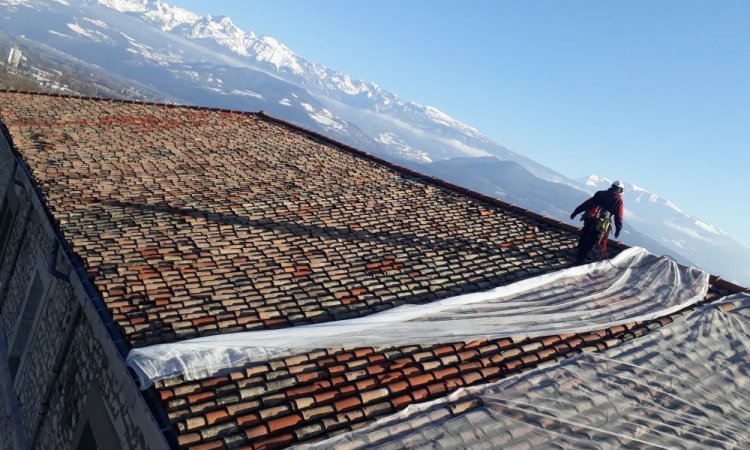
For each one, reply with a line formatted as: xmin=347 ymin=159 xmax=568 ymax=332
xmin=575 ymin=219 xmax=601 ymax=264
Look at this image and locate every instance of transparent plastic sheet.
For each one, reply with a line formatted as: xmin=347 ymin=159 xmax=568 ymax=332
xmin=126 ymin=247 xmax=709 ymax=388
xmin=297 ymin=293 xmax=750 ymax=450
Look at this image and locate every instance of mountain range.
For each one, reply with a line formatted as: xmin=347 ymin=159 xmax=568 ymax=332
xmin=1 ymin=0 xmax=748 ymax=285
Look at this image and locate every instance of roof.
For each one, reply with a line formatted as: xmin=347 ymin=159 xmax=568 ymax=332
xmin=0 ymin=90 xmax=744 ymax=450
xmin=0 ymin=91 xmax=582 ymax=349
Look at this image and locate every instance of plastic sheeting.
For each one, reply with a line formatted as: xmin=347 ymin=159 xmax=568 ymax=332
xmin=127 ymin=247 xmax=709 ymax=388
xmin=300 ymin=293 xmax=750 ymax=449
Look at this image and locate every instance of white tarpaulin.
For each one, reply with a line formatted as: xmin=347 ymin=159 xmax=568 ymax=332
xmin=301 ymin=293 xmax=750 ymax=449
xmin=127 ymin=247 xmax=709 ymax=388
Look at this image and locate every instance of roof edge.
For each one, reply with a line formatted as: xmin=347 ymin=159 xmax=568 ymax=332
xmin=0 ymin=88 xmax=242 ymax=113
xmin=709 ymin=277 xmax=750 ymax=294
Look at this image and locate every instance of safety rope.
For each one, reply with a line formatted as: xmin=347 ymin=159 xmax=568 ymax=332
xmin=591 ymin=220 xmax=679 ymax=270
xmin=592 ymin=218 xmax=680 ymax=271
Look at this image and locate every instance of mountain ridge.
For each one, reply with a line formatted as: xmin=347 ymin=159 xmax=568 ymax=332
xmin=84 ymin=0 xmax=577 ymax=185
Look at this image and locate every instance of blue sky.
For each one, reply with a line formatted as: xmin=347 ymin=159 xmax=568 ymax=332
xmin=172 ymin=1 xmax=749 ymax=247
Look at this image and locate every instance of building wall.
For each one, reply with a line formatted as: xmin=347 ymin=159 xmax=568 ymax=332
xmin=0 ymin=333 xmax=20 ymax=450
xmin=14 ymin=265 xmax=76 ymax=442
xmin=30 ymin=297 xmax=165 ymax=450
xmin=0 ymin=131 xmax=168 ymax=449
xmin=0 ymin=126 xmax=28 ymax=450
xmin=0 ymin=174 xmax=33 ymax=328
xmin=0 ymin=134 xmax=13 ymax=196
xmin=1 ymin=197 xmax=39 ymax=352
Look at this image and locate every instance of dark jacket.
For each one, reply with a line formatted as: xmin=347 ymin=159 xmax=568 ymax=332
xmin=572 ymin=188 xmax=624 ymax=236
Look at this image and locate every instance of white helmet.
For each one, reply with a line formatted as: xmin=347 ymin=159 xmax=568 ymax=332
xmin=611 ymin=180 xmax=625 ymax=193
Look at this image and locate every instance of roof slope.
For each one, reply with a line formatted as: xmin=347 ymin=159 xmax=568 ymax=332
xmin=0 ymin=91 xmax=579 ymax=349
xmin=0 ymin=91 xmax=743 ymax=450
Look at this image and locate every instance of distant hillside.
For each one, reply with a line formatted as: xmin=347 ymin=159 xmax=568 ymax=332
xmin=0 ymin=28 xmax=167 ymax=99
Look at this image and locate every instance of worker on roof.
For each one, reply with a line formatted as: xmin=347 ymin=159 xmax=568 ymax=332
xmin=570 ymin=180 xmax=625 ymax=264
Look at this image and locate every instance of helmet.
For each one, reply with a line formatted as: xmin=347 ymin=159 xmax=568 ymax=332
xmin=611 ymin=180 xmax=625 ymax=193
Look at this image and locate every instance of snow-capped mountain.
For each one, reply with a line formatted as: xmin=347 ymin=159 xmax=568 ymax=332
xmin=1 ymin=0 xmax=748 ymax=285
xmin=0 ymin=0 xmax=574 ymax=185
xmin=582 ymin=176 xmax=750 ymax=284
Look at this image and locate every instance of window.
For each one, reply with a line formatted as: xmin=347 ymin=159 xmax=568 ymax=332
xmin=73 ymin=386 xmax=123 ymax=450
xmin=0 ymin=186 xmax=19 ymax=263
xmin=8 ymin=271 xmax=47 ymax=380
xmin=76 ymin=423 xmax=98 ymax=450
